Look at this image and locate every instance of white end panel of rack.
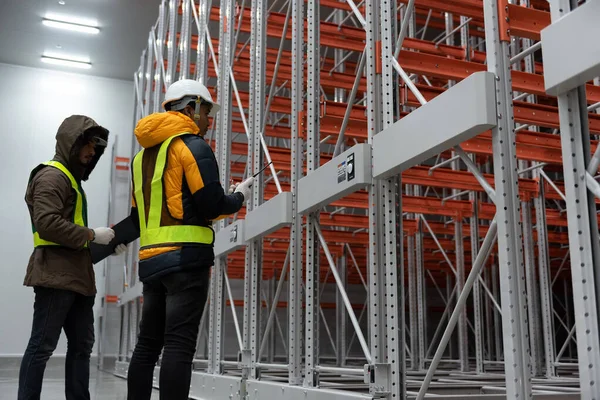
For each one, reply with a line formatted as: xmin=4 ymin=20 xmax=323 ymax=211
xmin=372 ymin=71 xmax=497 ymax=179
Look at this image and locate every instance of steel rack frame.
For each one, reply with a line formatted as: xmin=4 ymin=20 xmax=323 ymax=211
xmin=108 ymin=0 xmax=600 ymax=398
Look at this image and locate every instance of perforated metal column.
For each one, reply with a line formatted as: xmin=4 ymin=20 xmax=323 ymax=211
xmin=288 ymin=0 xmax=304 ymax=385
xmin=483 ymin=0 xmax=532 ymax=397
xmin=549 ymin=2 xmax=600 ymax=397
xmin=304 ymin=0 xmax=320 ymax=386
xmin=245 ymin=0 xmax=266 ymax=380
xmin=208 ymin=0 xmax=235 ymax=375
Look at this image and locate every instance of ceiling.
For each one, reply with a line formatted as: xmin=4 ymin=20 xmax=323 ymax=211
xmin=0 ymin=0 xmax=161 ymax=81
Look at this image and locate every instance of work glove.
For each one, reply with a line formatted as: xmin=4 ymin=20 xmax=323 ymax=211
xmin=113 ymin=243 xmax=127 ymax=256
xmin=234 ymin=176 xmax=255 ymax=202
xmin=228 ymin=182 xmax=239 ymax=194
xmin=92 ymin=227 xmax=115 ymax=245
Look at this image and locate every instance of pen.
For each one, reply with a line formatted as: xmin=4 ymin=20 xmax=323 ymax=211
xmin=253 ymin=161 xmax=273 ymax=178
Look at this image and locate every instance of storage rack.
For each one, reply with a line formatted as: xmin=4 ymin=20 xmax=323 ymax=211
xmin=111 ymin=0 xmax=600 ymax=398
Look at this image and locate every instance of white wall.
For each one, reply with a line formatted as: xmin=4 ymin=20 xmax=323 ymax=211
xmin=0 ymin=63 xmax=134 ymax=357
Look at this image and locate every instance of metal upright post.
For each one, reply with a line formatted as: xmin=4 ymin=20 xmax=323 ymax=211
xmin=491 ymin=263 xmax=502 ymax=361
xmin=267 ymin=275 xmax=276 ymax=363
xmin=455 ymin=213 xmax=468 ymax=372
xmin=457 ymin=13 xmax=469 ymax=375
xmin=166 ymin=0 xmax=178 ymax=86
xmin=304 ymin=0 xmax=320 ymax=387
xmin=153 ymin=1 xmax=166 ymax=113
xmin=243 ymin=0 xmax=267 ymax=380
xmin=471 ymin=195 xmax=484 ymax=374
xmin=288 ymin=0 xmax=304 ymax=385
xmin=536 ymin=179 xmax=556 ymax=377
xmin=369 ymin=0 xmax=404 ymax=396
xmin=483 ymin=266 xmax=493 ymax=362
xmin=336 ymin=250 xmax=348 ymax=367
xmin=446 ymin=273 xmax=454 ymax=360
xmin=333 ymin=9 xmax=346 ymax=103
xmin=143 ymin=34 xmax=154 ymax=117
xmin=415 ymin=189 xmax=425 ymax=371
xmin=522 ymin=196 xmax=542 ymax=377
xmin=207 ymin=0 xmax=235 ymax=375
xmin=193 ymin=0 xmax=212 ymax=84
xmin=515 ymin=0 xmax=555 ymax=375
xmin=407 ymin=189 xmax=418 ymax=371
xmin=548 ymin=1 xmax=600 ymax=396
xmin=366 ymin=0 xmax=386 ymax=390
xmin=483 ymin=0 xmax=532 ymax=396
xmin=178 ymin=0 xmax=191 ymax=80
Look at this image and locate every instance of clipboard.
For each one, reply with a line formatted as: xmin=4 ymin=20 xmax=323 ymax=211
xmin=89 ymin=215 xmax=140 ymax=264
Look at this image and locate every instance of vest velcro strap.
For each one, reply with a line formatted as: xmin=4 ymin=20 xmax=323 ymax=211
xmin=140 ymin=225 xmax=215 ymax=248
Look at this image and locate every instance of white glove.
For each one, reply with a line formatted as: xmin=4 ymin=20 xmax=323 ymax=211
xmin=92 ymin=227 xmax=115 ymax=245
xmin=234 ymin=176 xmax=255 ymax=202
xmin=113 ymin=243 xmax=127 ymax=256
xmin=227 ymin=182 xmax=238 ymax=194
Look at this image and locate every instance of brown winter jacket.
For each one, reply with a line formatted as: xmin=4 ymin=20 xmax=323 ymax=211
xmin=23 ymin=115 xmax=109 ymax=296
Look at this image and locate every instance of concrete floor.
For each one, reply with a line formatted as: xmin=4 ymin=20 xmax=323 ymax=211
xmin=0 ymin=358 xmax=159 ymax=400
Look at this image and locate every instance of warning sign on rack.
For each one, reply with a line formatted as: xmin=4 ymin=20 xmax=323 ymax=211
xmin=337 ymin=161 xmax=347 ymax=183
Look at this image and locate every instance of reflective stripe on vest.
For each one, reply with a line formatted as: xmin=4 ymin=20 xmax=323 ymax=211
xmin=32 ymin=161 xmax=89 ymax=248
xmin=132 ymin=133 xmax=214 ymax=248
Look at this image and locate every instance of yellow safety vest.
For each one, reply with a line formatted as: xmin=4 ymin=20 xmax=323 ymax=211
xmin=132 ymin=133 xmax=215 ymax=249
xmin=31 ymin=161 xmax=88 ymax=248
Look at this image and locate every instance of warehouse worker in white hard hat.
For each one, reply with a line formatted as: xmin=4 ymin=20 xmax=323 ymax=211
xmin=126 ymin=79 xmax=253 ymax=400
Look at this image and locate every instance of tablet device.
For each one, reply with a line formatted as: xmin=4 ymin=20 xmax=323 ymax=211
xmin=90 ymin=215 xmax=140 ymax=264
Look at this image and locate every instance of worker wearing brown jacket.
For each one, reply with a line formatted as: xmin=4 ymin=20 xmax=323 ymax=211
xmin=18 ymin=115 xmax=125 ymax=400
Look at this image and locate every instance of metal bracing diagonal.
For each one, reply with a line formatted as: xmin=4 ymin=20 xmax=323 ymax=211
xmin=258 ymin=248 xmax=289 ymax=360
xmin=314 ymin=220 xmax=372 ymax=364
xmin=417 ymin=219 xmax=499 ymax=399
xmin=223 ymin=269 xmax=243 ymax=351
xmin=259 ymin=288 xmax=287 ymax=356
xmin=344 ymin=0 xmax=366 ymax=28
xmin=425 ymin=269 xmax=480 ymax=344
xmin=345 ymin=244 xmax=367 ymax=292
xmin=420 ymin=214 xmax=502 ymax=314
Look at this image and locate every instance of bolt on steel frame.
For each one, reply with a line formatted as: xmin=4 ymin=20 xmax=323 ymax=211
xmin=110 ymin=0 xmax=600 ymax=398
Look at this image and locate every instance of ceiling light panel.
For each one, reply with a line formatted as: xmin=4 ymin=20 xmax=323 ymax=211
xmin=42 ymin=13 xmax=100 ymax=34
xmin=41 ymin=55 xmax=92 ymax=69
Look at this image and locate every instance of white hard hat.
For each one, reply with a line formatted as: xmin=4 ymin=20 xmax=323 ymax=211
xmin=162 ymin=79 xmax=220 ymax=117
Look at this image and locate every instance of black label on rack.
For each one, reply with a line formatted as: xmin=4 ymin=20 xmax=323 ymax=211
xmin=347 ymin=153 xmax=355 ymax=181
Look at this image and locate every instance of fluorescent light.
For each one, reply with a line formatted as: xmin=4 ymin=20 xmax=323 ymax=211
xmin=42 ymin=14 xmax=99 ymax=34
xmin=41 ymin=55 xmax=92 ymax=69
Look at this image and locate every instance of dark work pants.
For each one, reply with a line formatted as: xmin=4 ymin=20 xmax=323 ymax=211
xmin=18 ymin=287 xmax=95 ymax=400
xmin=127 ymin=268 xmax=210 ymax=400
